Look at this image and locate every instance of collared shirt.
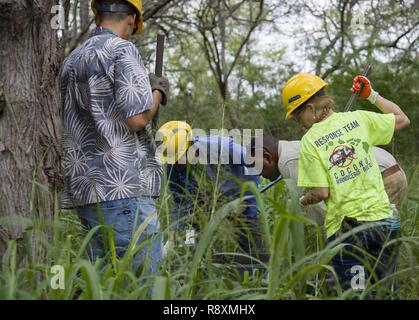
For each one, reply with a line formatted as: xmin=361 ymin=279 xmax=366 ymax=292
xmin=60 ymin=28 xmax=162 ymax=208
xmin=167 ymin=135 xmax=260 ymax=228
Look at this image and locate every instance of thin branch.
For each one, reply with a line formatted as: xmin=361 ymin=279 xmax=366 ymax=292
xmin=226 ymin=0 xmax=264 ymax=80
xmin=143 ymin=0 xmax=174 ymax=21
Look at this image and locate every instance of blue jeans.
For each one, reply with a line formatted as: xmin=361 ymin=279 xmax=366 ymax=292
xmin=328 ymin=217 xmax=400 ymax=299
xmin=76 ymin=197 xmax=163 ymax=274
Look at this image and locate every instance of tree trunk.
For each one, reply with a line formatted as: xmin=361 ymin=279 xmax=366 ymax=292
xmin=218 ymin=0 xmax=240 ymax=128
xmin=0 ymin=0 xmax=62 ymax=256
xmin=80 ymin=0 xmax=90 ymax=32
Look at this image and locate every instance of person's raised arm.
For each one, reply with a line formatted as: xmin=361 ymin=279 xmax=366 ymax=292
xmin=374 ymin=95 xmax=410 ymax=131
xmin=351 ymin=75 xmax=410 ymax=131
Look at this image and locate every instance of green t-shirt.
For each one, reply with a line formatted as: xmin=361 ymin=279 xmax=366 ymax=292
xmin=297 ymin=110 xmax=396 ymax=238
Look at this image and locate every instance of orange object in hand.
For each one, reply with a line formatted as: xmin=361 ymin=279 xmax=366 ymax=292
xmin=351 ymin=75 xmax=372 ymax=99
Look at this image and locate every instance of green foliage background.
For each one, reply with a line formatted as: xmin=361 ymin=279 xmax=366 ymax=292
xmin=0 ymin=0 xmax=418 ymax=300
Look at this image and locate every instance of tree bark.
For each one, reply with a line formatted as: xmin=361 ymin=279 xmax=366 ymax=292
xmin=80 ymin=0 xmax=89 ymax=32
xmin=0 ymin=0 xmax=62 ymax=256
xmin=218 ymin=0 xmax=240 ymax=128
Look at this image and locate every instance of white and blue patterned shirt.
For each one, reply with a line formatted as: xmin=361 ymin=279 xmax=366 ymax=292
xmin=60 ymin=28 xmax=162 ymax=208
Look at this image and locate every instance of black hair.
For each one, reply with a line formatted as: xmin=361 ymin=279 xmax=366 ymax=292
xmin=95 ymin=0 xmax=137 ymax=23
xmin=249 ymin=134 xmax=279 ymax=157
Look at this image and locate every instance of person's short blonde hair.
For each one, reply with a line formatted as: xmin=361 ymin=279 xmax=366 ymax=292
xmin=291 ymin=94 xmax=335 ymax=123
xmin=309 ymin=95 xmax=335 ymax=111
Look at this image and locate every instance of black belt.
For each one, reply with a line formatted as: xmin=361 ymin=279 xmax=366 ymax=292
xmin=382 ymin=164 xmax=401 ymax=179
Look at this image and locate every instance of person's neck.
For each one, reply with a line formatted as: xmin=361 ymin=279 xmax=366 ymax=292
xmin=318 ymin=109 xmax=334 ymax=122
xmin=98 ymin=22 xmax=127 ymax=39
xmin=324 ymin=109 xmax=334 ymax=119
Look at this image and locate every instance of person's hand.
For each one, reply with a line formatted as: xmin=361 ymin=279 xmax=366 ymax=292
xmin=299 ymin=195 xmax=305 ymax=206
xmin=351 ymin=75 xmax=379 ymax=104
xmin=351 ymin=75 xmax=371 ymax=99
xmin=149 ymin=73 xmax=170 ymax=105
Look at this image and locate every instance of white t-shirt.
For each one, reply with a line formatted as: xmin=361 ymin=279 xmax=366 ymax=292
xmin=373 ymin=146 xmax=398 ymax=173
xmin=277 ymin=141 xmax=301 ymax=181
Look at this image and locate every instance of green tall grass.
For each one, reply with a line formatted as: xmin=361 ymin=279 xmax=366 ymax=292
xmin=0 ymin=162 xmax=418 ymax=300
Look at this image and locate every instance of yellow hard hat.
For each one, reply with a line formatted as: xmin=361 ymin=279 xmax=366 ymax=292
xmin=91 ymin=0 xmax=143 ymax=35
xmin=156 ymin=121 xmax=193 ymax=164
xmin=282 ymin=73 xmax=328 ymax=120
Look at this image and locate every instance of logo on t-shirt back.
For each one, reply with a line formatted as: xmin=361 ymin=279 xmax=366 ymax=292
xmin=329 ymin=144 xmax=356 ymax=168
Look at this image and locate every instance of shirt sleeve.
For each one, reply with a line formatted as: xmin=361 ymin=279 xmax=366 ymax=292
xmin=228 ymin=139 xmax=246 ymax=164
xmin=357 ymin=110 xmax=395 ymax=146
xmin=114 ymin=42 xmax=153 ymax=119
xmin=297 ymin=137 xmax=329 ymax=188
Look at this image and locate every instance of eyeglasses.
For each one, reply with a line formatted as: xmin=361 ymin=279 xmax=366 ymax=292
xmin=291 ymin=106 xmax=305 ymax=123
